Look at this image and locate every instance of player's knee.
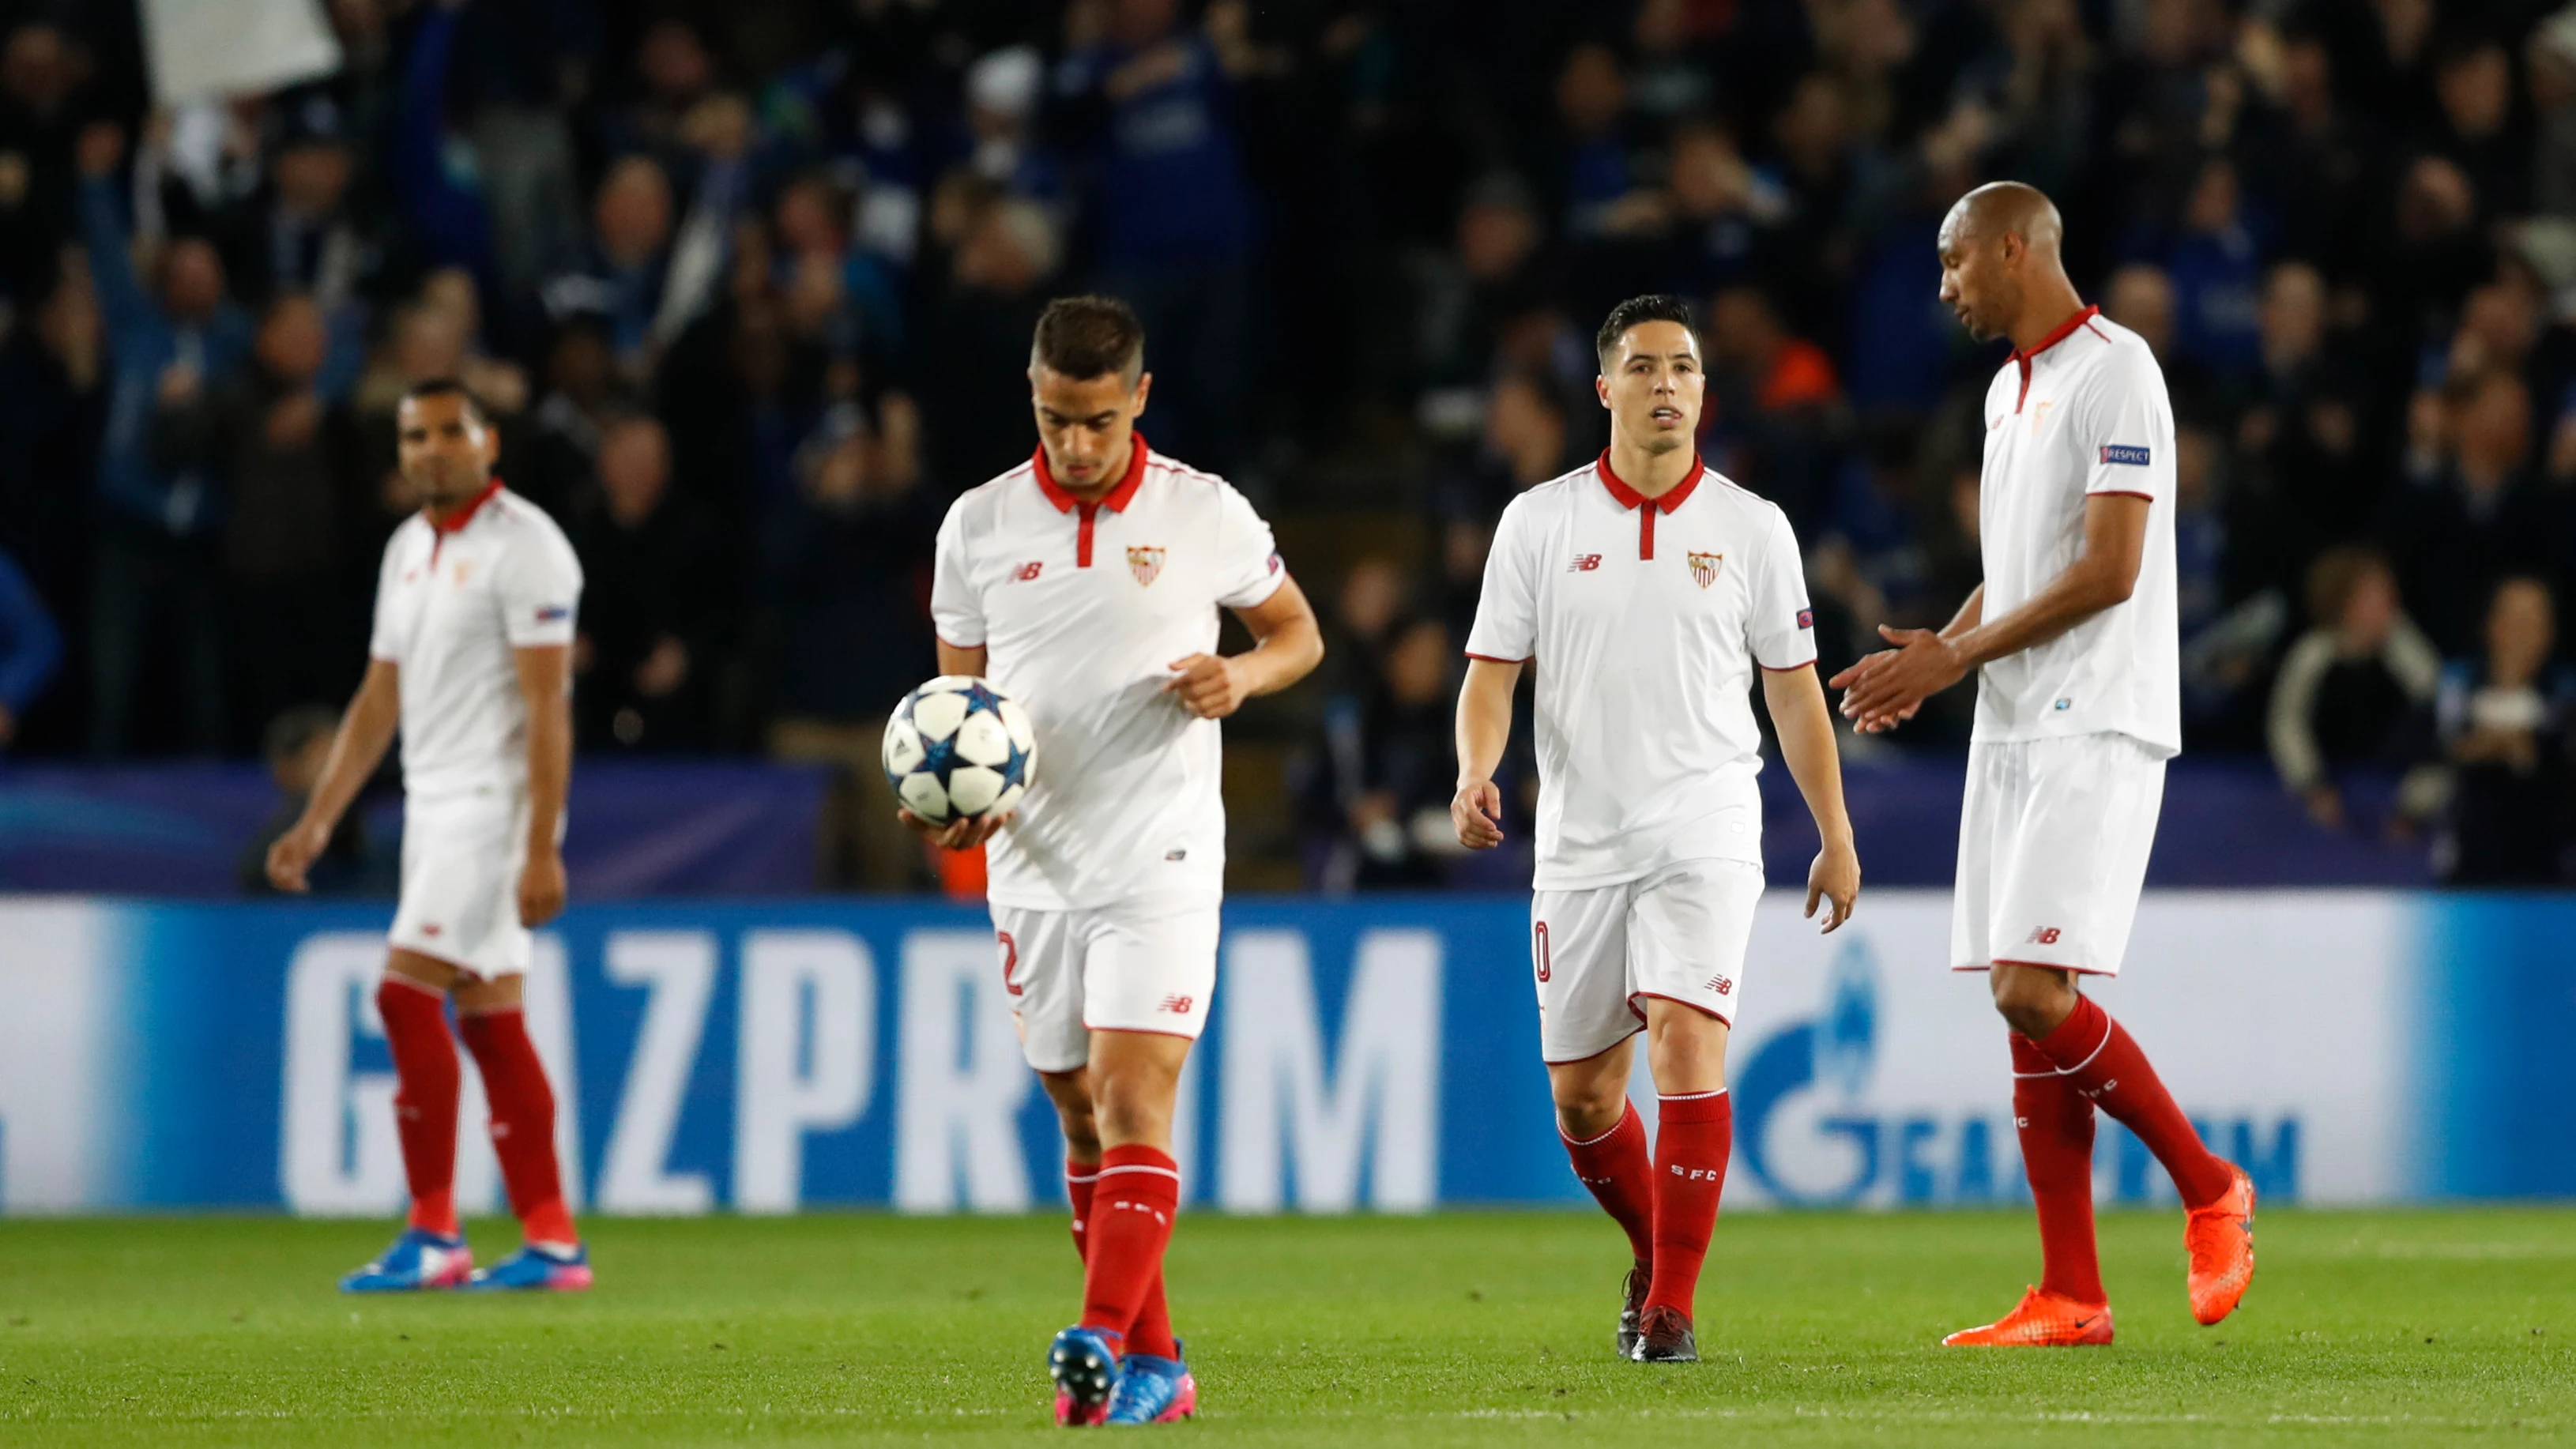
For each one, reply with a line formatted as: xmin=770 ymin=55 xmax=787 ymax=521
xmin=1550 ymin=1078 xmax=1626 ymax=1139
xmin=1989 ymin=965 xmax=2075 ymax=1037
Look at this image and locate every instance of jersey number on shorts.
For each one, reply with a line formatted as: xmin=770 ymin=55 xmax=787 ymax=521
xmin=1534 ymin=920 xmax=1552 ymax=983
xmin=998 ymin=931 xmax=1022 ymax=996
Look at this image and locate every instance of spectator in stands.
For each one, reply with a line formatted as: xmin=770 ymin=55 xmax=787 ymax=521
xmin=572 ymin=416 xmax=710 ymax=751
xmin=1702 ymin=284 xmax=1845 ymax=534
xmin=759 ymin=400 xmax=938 ymax=890
xmin=219 ymin=88 xmax=371 ymax=315
xmin=520 ymin=312 xmax=624 ymax=521
xmin=540 ymin=156 xmax=678 ymax=378
xmin=1409 ymin=172 xmax=1551 ymax=415
xmin=0 ymin=254 xmax=104 ymax=740
xmin=1305 ymin=614 xmax=1461 ymax=891
xmin=237 ymin=703 xmax=386 ymax=895
xmin=2268 ymin=545 xmax=2444 ymax=832
xmin=1053 ymin=0 xmax=1256 ymax=469
xmin=77 ymin=122 xmax=252 ymax=756
xmin=0 ymin=22 xmax=86 ymax=309
xmin=922 ymin=195 xmax=1057 ymax=491
xmin=2438 ymin=575 xmax=2574 ymax=883
xmin=958 ymin=46 xmax=1063 ymax=206
xmin=0 ymin=544 xmax=62 ymax=751
xmin=2386 ymin=369 xmax=2555 ymax=654
xmin=151 ymin=292 xmax=356 ymax=747
xmin=2161 ymin=157 xmax=2266 ymax=382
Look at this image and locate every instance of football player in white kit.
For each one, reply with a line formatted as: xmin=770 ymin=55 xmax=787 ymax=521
xmin=269 ymin=380 xmax=592 ymax=1293
xmin=1831 ymin=183 xmax=2254 ymax=1346
xmin=1452 ymin=295 xmax=1861 ymax=1364
xmin=913 ymin=297 xmax=1322 ymax=1425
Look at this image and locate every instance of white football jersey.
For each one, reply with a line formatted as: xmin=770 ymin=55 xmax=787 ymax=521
xmin=1973 ymin=306 xmax=2182 ymax=757
xmin=1464 ymin=454 xmax=1816 ymax=890
xmin=931 ymin=438 xmax=1285 ymax=911
xmin=369 ymin=482 xmax=583 ymax=800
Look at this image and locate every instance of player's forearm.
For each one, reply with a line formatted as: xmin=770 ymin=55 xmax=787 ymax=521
xmin=1949 ymin=559 xmax=2130 ymax=672
xmin=1764 ymin=670 xmax=1855 ymax=849
xmin=1231 ymin=613 xmax=1324 ymax=698
xmin=1453 ymin=661 xmax=1520 ymax=785
xmin=301 ymin=670 xmax=399 ymax=831
xmin=522 ymin=696 xmax=571 ymax=854
xmin=1938 ymin=585 xmax=1984 ymax=641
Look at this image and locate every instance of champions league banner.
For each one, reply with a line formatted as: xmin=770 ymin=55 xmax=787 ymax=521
xmin=0 ymin=893 xmax=2567 ymax=1214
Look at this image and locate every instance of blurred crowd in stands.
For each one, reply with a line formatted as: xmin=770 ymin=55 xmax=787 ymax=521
xmin=1 ymin=0 xmax=2573 ymax=886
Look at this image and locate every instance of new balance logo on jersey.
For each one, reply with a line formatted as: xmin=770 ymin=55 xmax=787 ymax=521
xmin=1704 ymin=973 xmax=1734 ymax=995
xmin=1158 ymin=995 xmax=1195 ymax=1014
xmin=1569 ymin=554 xmax=1603 ymax=572
xmin=1013 ymin=561 xmax=1045 ymax=581
xmin=2100 ymin=444 xmax=2152 ymax=466
xmin=2027 ymin=926 xmax=2063 ymax=945
xmin=1688 ymin=551 xmax=1723 ymax=589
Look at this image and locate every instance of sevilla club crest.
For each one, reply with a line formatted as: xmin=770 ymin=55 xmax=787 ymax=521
xmin=1687 ymin=551 xmax=1723 ymax=589
xmin=1127 ymin=546 xmax=1166 ymax=587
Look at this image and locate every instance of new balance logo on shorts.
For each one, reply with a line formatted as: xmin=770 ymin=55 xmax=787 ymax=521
xmin=1704 ymin=973 xmax=1734 ymax=995
xmin=1158 ymin=995 xmax=1195 ymax=1014
xmin=2026 ymin=926 xmax=2063 ymax=945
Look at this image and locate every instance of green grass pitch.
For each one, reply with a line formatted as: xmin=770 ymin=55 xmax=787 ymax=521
xmin=2 ymin=1209 xmax=2570 ymax=1446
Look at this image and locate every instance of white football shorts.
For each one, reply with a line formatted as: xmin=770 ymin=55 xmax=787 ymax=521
xmin=1530 ymin=858 xmax=1763 ymax=1063
xmin=989 ymin=895 xmax=1221 ymax=1073
xmin=1952 ymin=732 xmax=2167 ymax=977
xmin=389 ymin=788 xmax=538 ymax=980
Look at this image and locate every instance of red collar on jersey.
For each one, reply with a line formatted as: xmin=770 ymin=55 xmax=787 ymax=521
xmin=426 ymin=477 xmax=504 ymax=535
xmin=1032 ymin=433 xmax=1151 ymax=514
xmin=1595 ymin=450 xmax=1704 ymax=514
xmin=2008 ymin=303 xmax=2100 ymax=365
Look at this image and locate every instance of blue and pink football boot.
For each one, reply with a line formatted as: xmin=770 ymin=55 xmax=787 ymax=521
xmin=467 ymin=1242 xmax=593 ymax=1291
xmin=339 ymin=1227 xmax=473 ymax=1293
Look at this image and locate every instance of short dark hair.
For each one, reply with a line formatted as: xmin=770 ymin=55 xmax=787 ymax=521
xmin=399 ymin=376 xmax=486 ymax=423
xmin=1595 ymin=294 xmax=1699 ymax=371
xmin=1031 ymin=295 xmax=1145 ymax=381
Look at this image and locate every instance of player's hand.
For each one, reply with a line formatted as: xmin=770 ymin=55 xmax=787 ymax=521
xmin=518 ymin=848 xmax=567 ymax=928
xmin=1451 ymin=778 xmax=1505 ymax=849
xmin=898 ymin=806 xmax=1015 ymax=851
xmin=1164 ymin=653 xmax=1250 ymax=719
xmin=265 ymin=818 xmax=332 ymax=894
xmin=1832 ymin=626 xmax=1967 ymax=732
xmin=1805 ymin=836 xmax=1859 ymax=933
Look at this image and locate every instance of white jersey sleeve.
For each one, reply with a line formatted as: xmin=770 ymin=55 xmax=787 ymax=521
xmin=367 ymin=529 xmax=412 ymax=663
xmin=2076 ymin=344 xmax=2176 ymax=504
xmin=1211 ymin=482 xmax=1286 ymax=611
xmin=1463 ymin=499 xmax=1538 ymax=662
xmin=929 ymin=502 xmax=987 ymax=649
xmin=496 ymin=518 xmax=584 ymax=649
xmin=1747 ymin=507 xmax=1817 ymax=670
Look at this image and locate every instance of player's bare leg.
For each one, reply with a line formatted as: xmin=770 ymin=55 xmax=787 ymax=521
xmin=1946 ymin=963 xmax=2250 ymax=1346
xmin=341 ymin=948 xmax=474 ymax=1291
xmin=1546 ymin=1036 xmax=1656 ymax=1358
xmin=1048 ymin=1029 xmax=1198 ymax=1425
xmin=1547 ymin=1003 xmax=1731 ymax=1364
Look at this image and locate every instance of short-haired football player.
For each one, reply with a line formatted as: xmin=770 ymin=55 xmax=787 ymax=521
xmin=916 ymin=295 xmax=1324 ymax=1424
xmin=1453 ymin=295 xmax=1861 ymax=1364
xmin=269 ymin=380 xmax=591 ymax=1292
xmin=1832 ymin=182 xmax=2255 ymax=1346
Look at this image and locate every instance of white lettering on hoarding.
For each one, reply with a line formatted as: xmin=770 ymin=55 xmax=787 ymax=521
xmin=1218 ymin=928 xmax=1441 ymax=1213
xmin=734 ymin=930 xmax=875 ymax=1213
xmin=594 ymin=931 xmax=716 ymax=1214
xmin=893 ymin=930 xmax=1030 ymax=1212
xmin=280 ymin=933 xmax=404 ymax=1214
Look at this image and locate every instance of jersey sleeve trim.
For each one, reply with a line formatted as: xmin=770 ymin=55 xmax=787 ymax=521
xmin=2083 ymin=488 xmax=2156 ymax=501
xmin=1758 ymin=657 xmax=1818 ymax=672
xmin=1222 ymin=567 xmax=1289 ymax=612
xmin=935 ymin=631 xmax=986 ymax=652
xmin=1463 ymin=651 xmax=1532 ymax=664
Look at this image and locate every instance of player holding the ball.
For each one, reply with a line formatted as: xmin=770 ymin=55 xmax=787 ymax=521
xmin=911 ymin=295 xmax=1322 ymax=1425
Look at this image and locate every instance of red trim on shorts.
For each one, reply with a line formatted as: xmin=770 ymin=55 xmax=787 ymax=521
xmin=1082 ymin=1025 xmax=1202 ymax=1043
xmin=1628 ymin=991 xmax=1736 ymax=1029
xmin=1958 ymin=958 xmax=2118 ymax=977
xmin=1542 ymin=1023 xmax=1646 ymax=1067
xmin=387 ymin=940 xmax=491 ymax=981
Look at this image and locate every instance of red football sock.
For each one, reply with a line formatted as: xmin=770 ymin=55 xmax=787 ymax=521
xmin=1561 ymin=1099 xmax=1655 ymax=1269
xmin=2036 ymin=995 xmax=2232 ymax=1208
xmin=1068 ymin=1157 xmax=1178 ymax=1358
xmin=378 ymin=977 xmax=459 ymax=1237
xmin=1644 ymin=1090 xmax=1731 ymax=1318
xmin=1079 ymin=1146 xmax=1180 ymax=1351
xmin=1065 ymin=1157 xmax=1098 ymax=1260
xmin=459 ymin=1007 xmax=578 ymax=1247
xmin=2011 ymin=1033 xmax=2104 ymax=1304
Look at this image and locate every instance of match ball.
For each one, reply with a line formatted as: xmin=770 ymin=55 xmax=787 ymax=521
xmin=883 ymin=676 xmax=1035 ymax=826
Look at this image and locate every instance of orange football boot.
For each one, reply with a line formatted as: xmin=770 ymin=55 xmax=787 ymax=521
xmin=1941 ymin=1286 xmax=2115 ymax=1346
xmin=2185 ymin=1165 xmax=2256 ymax=1326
